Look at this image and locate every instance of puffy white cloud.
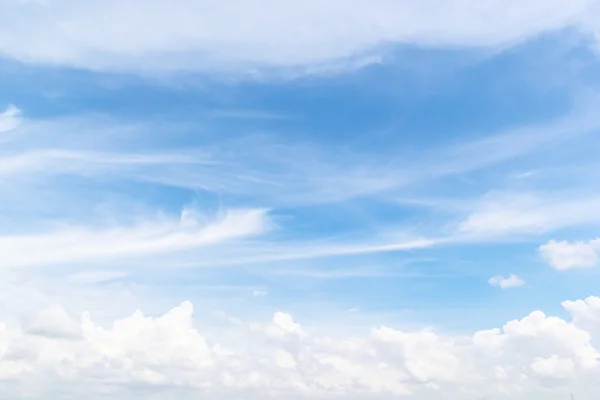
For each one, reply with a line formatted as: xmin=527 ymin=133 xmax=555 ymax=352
xmin=539 ymin=239 xmax=600 ymax=270
xmin=0 ymin=0 xmax=595 ymax=73
xmin=0 ymin=105 xmax=21 ymax=133
xmin=489 ymin=274 xmax=526 ymax=289
xmin=531 ymin=355 xmax=574 ymax=379
xmin=24 ymin=304 xmax=81 ymax=339
xmin=0 ymin=297 xmax=600 ymax=399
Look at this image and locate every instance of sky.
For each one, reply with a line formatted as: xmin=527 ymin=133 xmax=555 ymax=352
xmin=2 ymin=0 xmax=600 ymax=399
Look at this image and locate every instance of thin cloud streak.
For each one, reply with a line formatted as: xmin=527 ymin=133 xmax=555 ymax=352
xmin=0 ymin=208 xmax=270 ymax=269
xmin=3 ymin=98 xmax=600 ymax=209
xmin=1 ymin=100 xmax=599 ymax=273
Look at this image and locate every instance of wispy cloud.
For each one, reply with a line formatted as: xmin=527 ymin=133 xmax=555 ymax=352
xmin=456 ymin=191 xmax=600 ymax=239
xmin=0 ymin=149 xmax=215 ymax=176
xmin=269 ymin=267 xmax=400 ymax=280
xmin=266 ymin=263 xmax=438 ymax=280
xmin=1 ymin=96 xmax=600 ymax=273
xmin=0 ymin=104 xmax=21 ymax=133
xmin=5 ymin=96 xmax=600 ymax=210
xmin=66 ymin=270 xmax=130 ymax=284
xmin=0 ymin=0 xmax=594 ymax=74
xmin=120 ymin=235 xmax=440 ymax=270
xmin=212 ymin=237 xmax=439 ymax=268
xmin=209 ymin=108 xmax=295 ymax=121
xmin=418 ymin=96 xmax=600 ymax=181
xmin=0 ymin=208 xmax=270 ymax=269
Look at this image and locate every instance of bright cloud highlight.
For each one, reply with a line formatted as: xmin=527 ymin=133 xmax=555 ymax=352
xmin=488 ymin=274 xmax=526 ymax=289
xmin=0 ymin=0 xmax=596 ymax=73
xmin=539 ymin=239 xmax=600 ymax=270
xmin=0 ymin=297 xmax=599 ymax=399
xmin=0 ymin=105 xmax=20 ymax=133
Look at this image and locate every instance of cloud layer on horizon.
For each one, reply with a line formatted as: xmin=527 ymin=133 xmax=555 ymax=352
xmin=0 ymin=296 xmax=599 ymax=400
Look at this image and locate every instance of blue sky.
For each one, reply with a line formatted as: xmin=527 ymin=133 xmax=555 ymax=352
xmin=2 ymin=1 xmax=600 ymax=399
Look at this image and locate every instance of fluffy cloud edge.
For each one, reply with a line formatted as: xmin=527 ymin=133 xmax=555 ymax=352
xmin=1 ymin=295 xmax=600 ymax=399
xmin=488 ymin=274 xmax=526 ymax=289
xmin=539 ymin=239 xmax=600 ymax=270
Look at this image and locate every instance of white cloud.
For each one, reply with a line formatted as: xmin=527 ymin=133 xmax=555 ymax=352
xmin=530 ymin=355 xmax=575 ymax=379
xmin=0 ymin=105 xmax=21 ymax=133
xmin=0 ymin=99 xmax=599 ymax=273
xmin=66 ymin=270 xmax=129 ymax=284
xmin=457 ymin=191 xmax=600 ymax=239
xmin=0 ymin=0 xmax=595 ymax=73
xmin=539 ymin=239 xmax=600 ymax=270
xmin=0 ymin=208 xmax=270 ymax=269
xmin=0 ymin=148 xmax=213 ymax=176
xmin=2 ymin=107 xmax=599 ymax=269
xmin=3 ymin=100 xmax=600 ymax=210
xmin=0 ymin=296 xmax=598 ymax=398
xmin=460 ymin=203 xmax=548 ymax=236
xmin=252 ymin=290 xmax=268 ymax=297
xmin=24 ymin=304 xmax=81 ymax=339
xmin=489 ymin=274 xmax=526 ymax=289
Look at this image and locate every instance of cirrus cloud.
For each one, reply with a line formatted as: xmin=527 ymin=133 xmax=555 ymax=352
xmin=0 ymin=105 xmax=21 ymax=133
xmin=0 ymin=207 xmax=270 ymax=269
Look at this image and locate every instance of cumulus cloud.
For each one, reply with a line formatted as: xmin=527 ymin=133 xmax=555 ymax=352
xmin=23 ymin=304 xmax=81 ymax=339
xmin=489 ymin=274 xmax=526 ymax=289
xmin=539 ymin=239 xmax=600 ymax=270
xmin=0 ymin=297 xmax=599 ymax=399
xmin=0 ymin=0 xmax=596 ymax=73
xmin=0 ymin=105 xmax=21 ymax=133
